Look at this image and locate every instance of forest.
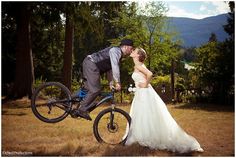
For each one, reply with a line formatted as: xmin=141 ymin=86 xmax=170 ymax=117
xmin=2 ymin=1 xmax=235 ymax=105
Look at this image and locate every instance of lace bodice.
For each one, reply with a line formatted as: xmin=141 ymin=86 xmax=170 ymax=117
xmin=131 ymin=71 xmax=147 ymax=88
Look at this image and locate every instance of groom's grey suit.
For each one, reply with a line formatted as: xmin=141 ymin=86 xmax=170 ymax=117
xmin=72 ymin=39 xmax=133 ymax=120
xmin=79 ymin=46 xmax=123 ymax=111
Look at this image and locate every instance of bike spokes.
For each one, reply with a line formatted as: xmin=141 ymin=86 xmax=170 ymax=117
xmin=31 ymin=82 xmax=72 ymax=123
xmin=93 ymin=108 xmax=131 ymax=145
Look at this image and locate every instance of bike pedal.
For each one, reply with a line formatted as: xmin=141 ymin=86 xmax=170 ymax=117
xmin=70 ymin=110 xmax=78 ymax=118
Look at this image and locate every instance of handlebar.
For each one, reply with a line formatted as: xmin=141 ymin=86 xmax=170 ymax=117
xmin=111 ymin=86 xmax=118 ymax=93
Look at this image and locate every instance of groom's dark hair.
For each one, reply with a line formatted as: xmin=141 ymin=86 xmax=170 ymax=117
xmin=137 ymin=48 xmax=147 ymax=62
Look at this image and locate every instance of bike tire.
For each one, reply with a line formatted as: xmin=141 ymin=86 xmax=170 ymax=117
xmin=31 ymin=82 xmax=72 ymax=123
xmin=93 ymin=107 xmax=131 ymax=145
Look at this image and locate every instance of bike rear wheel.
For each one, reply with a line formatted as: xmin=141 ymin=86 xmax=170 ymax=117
xmin=31 ymin=82 xmax=72 ymax=123
xmin=93 ymin=107 xmax=131 ymax=145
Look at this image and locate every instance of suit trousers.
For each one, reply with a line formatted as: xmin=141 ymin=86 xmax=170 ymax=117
xmin=79 ymin=57 xmax=101 ymax=111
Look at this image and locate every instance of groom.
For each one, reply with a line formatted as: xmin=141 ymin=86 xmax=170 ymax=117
xmin=71 ymin=39 xmax=134 ymax=120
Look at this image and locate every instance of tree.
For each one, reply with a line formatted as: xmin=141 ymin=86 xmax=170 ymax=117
xmin=209 ymin=33 xmax=217 ymax=42
xmin=110 ymin=1 xmax=180 ymax=77
xmin=94 ymin=2 xmax=125 ymax=46
xmin=2 ymin=2 xmax=182 ymax=99
xmin=224 ymin=1 xmax=234 ymax=40
xmin=62 ymin=3 xmax=74 ymax=91
xmin=194 ymin=39 xmax=234 ymax=104
xmin=13 ymin=3 xmax=34 ymax=98
xmin=72 ymin=2 xmax=125 ymax=82
xmin=2 ymin=2 xmax=68 ymax=98
xmin=2 ymin=2 xmax=17 ymax=95
xmin=62 ymin=2 xmax=125 ymax=90
xmin=192 ymin=1 xmax=234 ymax=105
xmin=31 ymin=2 xmax=64 ymax=82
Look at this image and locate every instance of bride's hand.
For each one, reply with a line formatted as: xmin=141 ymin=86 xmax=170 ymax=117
xmin=138 ymin=82 xmax=148 ymax=88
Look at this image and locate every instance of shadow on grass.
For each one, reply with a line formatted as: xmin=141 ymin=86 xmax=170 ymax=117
xmin=102 ymin=143 xmax=197 ymax=156
xmin=2 ymin=110 xmax=27 ymax=116
xmin=174 ymin=103 xmax=234 ymax=112
xmin=2 ymin=98 xmax=31 ymax=110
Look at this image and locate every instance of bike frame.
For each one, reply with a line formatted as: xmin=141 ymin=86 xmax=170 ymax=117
xmin=51 ymin=89 xmax=115 ymax=113
xmin=87 ymin=89 xmax=115 ymax=112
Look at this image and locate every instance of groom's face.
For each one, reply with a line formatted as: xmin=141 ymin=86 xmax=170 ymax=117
xmin=123 ymin=45 xmax=134 ymax=56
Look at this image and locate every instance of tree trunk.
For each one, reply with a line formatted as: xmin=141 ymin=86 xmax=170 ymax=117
xmin=62 ymin=11 xmax=74 ymax=91
xmin=13 ymin=3 xmax=34 ymax=99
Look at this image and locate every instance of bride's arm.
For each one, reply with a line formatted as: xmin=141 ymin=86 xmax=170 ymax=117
xmin=135 ymin=65 xmax=153 ymax=88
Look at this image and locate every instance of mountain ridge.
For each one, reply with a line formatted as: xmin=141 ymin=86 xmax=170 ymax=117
xmin=168 ymin=14 xmax=230 ymax=47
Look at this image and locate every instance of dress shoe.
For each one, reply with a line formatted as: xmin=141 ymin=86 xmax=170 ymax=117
xmin=71 ymin=109 xmax=92 ymax=121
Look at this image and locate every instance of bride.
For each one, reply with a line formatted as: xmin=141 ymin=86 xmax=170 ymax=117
xmin=125 ymin=48 xmax=204 ymax=153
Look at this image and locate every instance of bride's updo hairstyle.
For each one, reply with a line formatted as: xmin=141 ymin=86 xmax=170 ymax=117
xmin=137 ymin=48 xmax=147 ymax=62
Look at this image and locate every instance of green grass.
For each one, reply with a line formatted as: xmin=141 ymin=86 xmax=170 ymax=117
xmin=2 ymin=97 xmax=234 ymax=156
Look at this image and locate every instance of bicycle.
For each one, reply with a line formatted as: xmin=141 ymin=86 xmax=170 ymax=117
xmin=31 ymin=81 xmax=131 ymax=145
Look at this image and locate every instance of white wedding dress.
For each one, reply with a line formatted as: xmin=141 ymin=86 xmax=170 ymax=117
xmin=125 ymin=69 xmax=203 ymax=153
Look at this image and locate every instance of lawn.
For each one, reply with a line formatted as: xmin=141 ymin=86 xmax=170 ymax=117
xmin=2 ymin=97 xmax=234 ymax=156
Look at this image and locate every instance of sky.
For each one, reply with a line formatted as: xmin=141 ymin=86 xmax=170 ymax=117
xmin=138 ymin=1 xmax=230 ymax=19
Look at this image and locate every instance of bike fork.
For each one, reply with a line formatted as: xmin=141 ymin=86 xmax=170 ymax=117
xmin=109 ymin=104 xmax=116 ymax=130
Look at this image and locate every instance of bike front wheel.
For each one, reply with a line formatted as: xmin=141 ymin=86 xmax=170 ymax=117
xmin=93 ymin=107 xmax=131 ymax=145
xmin=31 ymin=82 xmax=72 ymax=123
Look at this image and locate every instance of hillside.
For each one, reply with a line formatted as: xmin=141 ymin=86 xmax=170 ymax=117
xmin=168 ymin=14 xmax=230 ymax=47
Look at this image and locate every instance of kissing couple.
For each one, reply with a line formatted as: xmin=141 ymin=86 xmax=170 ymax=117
xmin=72 ymin=39 xmax=204 ymax=153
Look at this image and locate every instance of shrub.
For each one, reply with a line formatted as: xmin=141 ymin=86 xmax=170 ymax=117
xmin=33 ymin=76 xmax=47 ymax=89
